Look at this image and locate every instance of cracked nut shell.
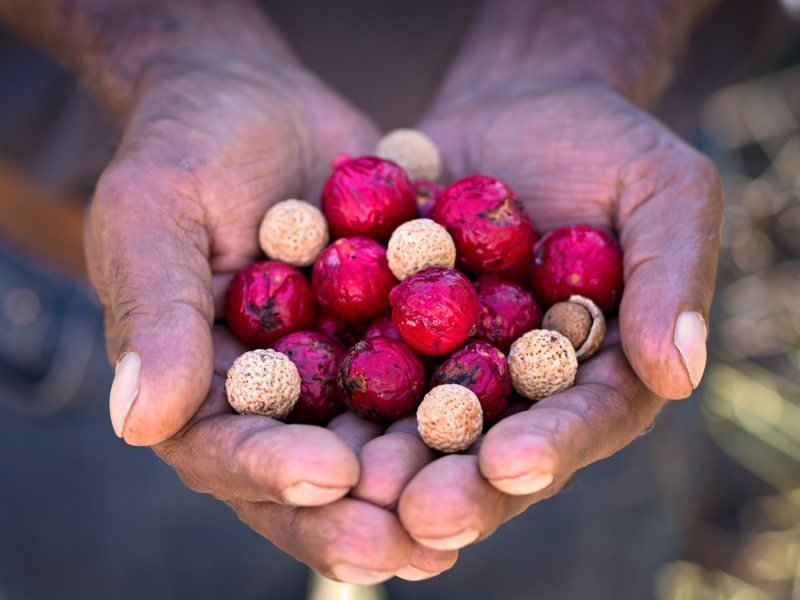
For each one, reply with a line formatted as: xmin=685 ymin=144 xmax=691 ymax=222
xmin=542 ymin=295 xmax=606 ymax=361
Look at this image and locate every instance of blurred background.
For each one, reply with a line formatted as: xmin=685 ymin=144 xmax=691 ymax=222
xmin=0 ymin=1 xmax=799 ymax=599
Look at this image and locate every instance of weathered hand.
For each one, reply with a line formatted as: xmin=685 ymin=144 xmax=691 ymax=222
xmin=87 ymin=56 xmax=378 ymax=446
xmin=385 ymin=80 xmax=723 ymax=553
xmin=85 ymin=50 xmax=460 ymax=583
xmin=423 ymin=81 xmax=723 ymax=399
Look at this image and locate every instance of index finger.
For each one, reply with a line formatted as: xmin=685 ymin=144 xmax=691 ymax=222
xmin=153 ymin=326 xmax=360 ymax=506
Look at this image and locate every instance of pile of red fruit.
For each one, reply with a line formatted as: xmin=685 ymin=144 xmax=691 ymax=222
xmin=224 ymin=129 xmax=623 ymax=453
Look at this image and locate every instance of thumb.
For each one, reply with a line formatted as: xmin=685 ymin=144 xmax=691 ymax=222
xmin=618 ymin=145 xmax=723 ymax=399
xmin=88 ymin=164 xmax=214 ymax=446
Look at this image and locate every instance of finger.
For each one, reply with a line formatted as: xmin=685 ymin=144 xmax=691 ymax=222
xmin=231 ymin=498 xmax=413 ymax=585
xmin=618 ymin=143 xmax=723 ymax=399
xmin=154 ymin=326 xmax=359 ymax=505
xmin=399 ymin=450 xmax=576 ymax=554
xmin=396 ymin=544 xmax=459 ymax=581
xmin=326 ymin=411 xmax=384 ymax=454
xmin=398 ymin=454 xmax=508 ymax=551
xmin=155 ymin=408 xmax=360 ymax=506
xmin=88 ymin=165 xmax=214 ymax=446
xmin=352 ymin=416 xmax=436 ymax=509
xmin=479 ymin=341 xmax=666 ymax=496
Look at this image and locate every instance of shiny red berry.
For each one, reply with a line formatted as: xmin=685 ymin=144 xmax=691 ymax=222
xmin=225 ymin=261 xmax=315 ymax=347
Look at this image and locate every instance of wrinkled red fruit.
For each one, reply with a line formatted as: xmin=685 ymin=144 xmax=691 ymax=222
xmin=474 ymin=274 xmax=542 ymax=354
xmin=338 ymin=336 xmax=425 ymax=422
xmin=226 ymin=261 xmax=315 ymax=347
xmin=365 ymin=314 xmax=401 ymax=340
xmin=432 ymin=175 xmax=537 ymax=275
xmin=390 ymin=266 xmax=479 ymax=355
xmin=312 ymin=237 xmax=397 ymax=327
xmin=273 ymin=331 xmax=346 ymax=424
xmin=431 ymin=341 xmax=512 ymax=425
xmin=530 ymin=224 xmax=623 ymax=313
xmin=412 ymin=180 xmax=445 ymax=219
xmin=321 ymin=156 xmax=417 ymax=240
xmin=315 ymin=313 xmax=362 ymax=348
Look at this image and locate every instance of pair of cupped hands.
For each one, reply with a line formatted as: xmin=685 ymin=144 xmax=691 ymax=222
xmin=90 ymin=51 xmax=722 ymax=583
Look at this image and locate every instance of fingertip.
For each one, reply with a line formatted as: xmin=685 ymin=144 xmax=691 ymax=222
xmin=352 ymin=432 xmax=434 ymax=508
xmin=399 ymin=455 xmax=504 ymax=549
xmin=118 ymin=322 xmax=214 ymax=446
xmin=620 ymin=296 xmax=701 ymax=400
xmin=269 ymin=424 xmax=361 ymax=497
xmin=479 ymin=418 xmax=560 ymax=486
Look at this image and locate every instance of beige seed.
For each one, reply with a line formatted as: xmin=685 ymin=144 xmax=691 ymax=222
xmin=258 ymin=199 xmax=329 ymax=267
xmin=508 ymin=330 xmax=578 ymax=400
xmin=387 ymin=218 xmax=456 ymax=280
xmin=376 ymin=129 xmax=443 ymax=181
xmin=417 ymin=384 xmax=483 ymax=453
xmin=225 ymin=349 xmax=301 ymax=419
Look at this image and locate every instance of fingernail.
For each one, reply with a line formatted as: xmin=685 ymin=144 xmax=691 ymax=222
xmin=395 ymin=565 xmax=441 ymax=581
xmin=329 ymin=564 xmax=394 ymax=585
xmin=489 ymin=471 xmax=554 ymax=496
xmin=282 ymin=482 xmax=349 ymax=506
xmin=110 ymin=352 xmax=141 ymax=438
xmin=674 ymin=311 xmax=708 ymax=389
xmin=414 ymin=528 xmax=480 ymax=550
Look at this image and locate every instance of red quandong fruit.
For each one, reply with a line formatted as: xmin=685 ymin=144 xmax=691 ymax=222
xmin=474 ymin=273 xmax=542 ymax=354
xmin=312 ymin=236 xmax=397 ymax=327
xmin=431 ymin=341 xmax=512 ymax=425
xmin=337 ymin=336 xmax=426 ymax=423
xmin=364 ymin=314 xmax=401 ymax=340
xmin=314 ymin=312 xmax=362 ymax=348
xmin=321 ymin=156 xmax=417 ymax=241
xmin=225 ymin=261 xmax=315 ymax=347
xmin=273 ymin=331 xmax=346 ymax=424
xmin=389 ymin=266 xmax=479 ymax=356
xmin=432 ymin=174 xmax=537 ymax=276
xmin=530 ymin=224 xmax=623 ymax=313
xmin=412 ymin=180 xmax=445 ymax=219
